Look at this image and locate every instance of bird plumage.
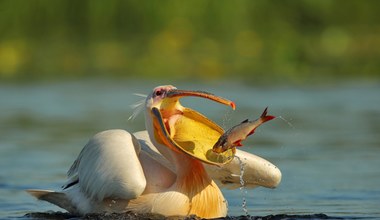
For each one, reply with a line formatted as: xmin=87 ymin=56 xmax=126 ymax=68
xmin=27 ymin=130 xmax=280 ymax=217
xmin=27 ymin=86 xmax=281 ymax=218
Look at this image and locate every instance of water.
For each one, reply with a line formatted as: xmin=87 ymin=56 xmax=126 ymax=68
xmin=236 ymin=155 xmax=248 ymax=216
xmin=1 ymin=80 xmax=379 ymax=219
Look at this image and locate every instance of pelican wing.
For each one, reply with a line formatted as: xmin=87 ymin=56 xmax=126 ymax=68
xmin=63 ymin=130 xmax=147 ymax=201
xmin=204 ymin=149 xmax=282 ymax=189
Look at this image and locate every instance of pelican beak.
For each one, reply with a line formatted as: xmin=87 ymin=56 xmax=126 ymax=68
xmin=150 ymin=89 xmax=236 ymax=166
xmin=165 ymin=89 xmax=236 ymax=110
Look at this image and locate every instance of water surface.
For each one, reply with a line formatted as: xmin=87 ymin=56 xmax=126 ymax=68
xmin=0 ymin=81 xmax=379 ymax=219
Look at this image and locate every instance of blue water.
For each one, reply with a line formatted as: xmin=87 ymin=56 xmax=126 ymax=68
xmin=1 ymin=80 xmax=379 ymax=219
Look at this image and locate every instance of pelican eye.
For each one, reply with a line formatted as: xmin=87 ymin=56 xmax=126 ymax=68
xmin=154 ymin=89 xmax=165 ymax=97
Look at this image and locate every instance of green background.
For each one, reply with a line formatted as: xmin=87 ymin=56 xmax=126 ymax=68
xmin=1 ymin=0 xmax=379 ymax=84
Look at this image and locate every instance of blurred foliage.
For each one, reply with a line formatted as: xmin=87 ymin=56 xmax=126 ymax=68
xmin=0 ymin=0 xmax=379 ymax=84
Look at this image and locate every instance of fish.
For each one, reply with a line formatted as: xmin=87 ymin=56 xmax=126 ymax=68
xmin=212 ymin=107 xmax=275 ymax=153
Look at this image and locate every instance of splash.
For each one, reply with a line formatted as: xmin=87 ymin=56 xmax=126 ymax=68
xmin=276 ymin=115 xmax=295 ymax=129
xmin=222 ymin=109 xmax=233 ymax=129
xmin=235 ymin=155 xmax=249 ymax=216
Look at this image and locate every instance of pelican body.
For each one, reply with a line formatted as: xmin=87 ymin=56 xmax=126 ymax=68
xmin=27 ymin=85 xmax=281 ymax=218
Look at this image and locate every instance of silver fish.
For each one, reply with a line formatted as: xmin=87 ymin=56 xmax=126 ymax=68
xmin=213 ymin=107 xmax=275 ymax=153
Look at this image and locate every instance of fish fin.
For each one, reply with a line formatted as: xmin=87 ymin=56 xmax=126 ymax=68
xmin=233 ymin=140 xmax=243 ymax=147
xmin=247 ymin=129 xmax=255 ymax=136
xmin=261 ymin=107 xmax=276 ymax=122
xmin=241 ymin=119 xmax=249 ymax=123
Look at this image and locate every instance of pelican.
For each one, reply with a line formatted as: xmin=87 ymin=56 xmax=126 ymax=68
xmin=27 ymin=85 xmax=281 ymax=218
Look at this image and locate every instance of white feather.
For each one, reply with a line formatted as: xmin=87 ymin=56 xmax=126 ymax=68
xmin=128 ymin=93 xmax=147 ymax=121
xmin=133 ymin=93 xmax=148 ymax=98
xmin=28 ymin=129 xmax=281 ymax=216
xmin=204 ymin=149 xmax=282 ymax=190
xmin=69 ymin=130 xmax=146 ymax=202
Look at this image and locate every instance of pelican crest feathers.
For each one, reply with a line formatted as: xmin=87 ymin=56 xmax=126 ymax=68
xmin=128 ymin=93 xmax=147 ymax=121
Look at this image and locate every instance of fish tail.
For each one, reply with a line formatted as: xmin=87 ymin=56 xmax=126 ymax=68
xmin=260 ymin=107 xmax=276 ymax=122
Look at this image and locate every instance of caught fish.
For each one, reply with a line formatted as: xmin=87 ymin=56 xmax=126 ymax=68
xmin=213 ymin=107 xmax=275 ymax=153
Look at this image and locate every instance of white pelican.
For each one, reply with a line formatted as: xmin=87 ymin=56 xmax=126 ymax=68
xmin=27 ymin=85 xmax=281 ymax=219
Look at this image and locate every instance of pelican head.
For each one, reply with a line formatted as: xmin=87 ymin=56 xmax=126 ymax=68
xmin=144 ymin=85 xmax=236 ymax=165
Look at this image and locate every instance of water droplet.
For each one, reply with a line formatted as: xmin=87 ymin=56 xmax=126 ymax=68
xmin=108 ymin=199 xmax=116 ymax=207
xmin=277 ymin=116 xmax=295 ymax=129
xmin=236 ymin=155 xmax=249 ymax=216
xmin=222 ymin=109 xmax=232 ymax=129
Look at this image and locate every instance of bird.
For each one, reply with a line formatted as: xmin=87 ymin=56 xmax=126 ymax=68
xmin=27 ymin=85 xmax=281 ymax=219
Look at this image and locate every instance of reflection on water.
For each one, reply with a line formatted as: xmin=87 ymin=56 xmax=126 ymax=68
xmin=23 ymin=211 xmax=336 ymax=219
xmin=0 ymin=81 xmax=379 ymax=219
